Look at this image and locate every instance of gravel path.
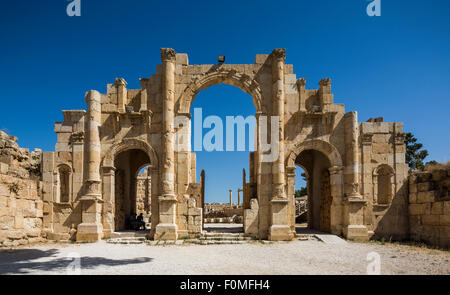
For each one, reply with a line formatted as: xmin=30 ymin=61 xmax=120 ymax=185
xmin=0 ymin=240 xmax=448 ymax=275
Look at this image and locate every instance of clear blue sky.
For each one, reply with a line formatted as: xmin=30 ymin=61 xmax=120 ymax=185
xmin=1 ymin=0 xmax=449 ymax=203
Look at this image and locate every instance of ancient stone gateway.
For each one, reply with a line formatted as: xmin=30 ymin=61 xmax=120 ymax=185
xmin=41 ymin=48 xmax=409 ymax=242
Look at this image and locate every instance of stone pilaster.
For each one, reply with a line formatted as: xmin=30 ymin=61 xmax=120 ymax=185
xmin=77 ymin=90 xmax=103 ymax=242
xmin=329 ymin=166 xmax=344 ymax=235
xmin=343 ymin=111 xmax=368 ymax=241
xmin=155 ymin=48 xmax=178 ymax=240
xmin=101 ymin=166 xmax=115 ymax=237
xmin=175 ymin=112 xmax=191 ymax=196
xmin=285 ymin=166 xmax=296 ymax=232
xmin=269 ymin=48 xmax=292 ymax=241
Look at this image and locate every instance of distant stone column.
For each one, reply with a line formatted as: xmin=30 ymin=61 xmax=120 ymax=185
xmin=269 ymin=48 xmax=292 ymax=241
xmin=229 ymin=190 xmax=232 ymax=206
xmin=77 ymin=90 xmax=103 ymax=242
xmin=237 ymin=189 xmax=241 ymax=206
xmin=155 ymin=48 xmax=178 ymax=240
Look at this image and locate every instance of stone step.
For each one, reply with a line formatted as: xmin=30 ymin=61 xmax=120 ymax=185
xmin=183 ymin=239 xmax=248 ymax=245
xmin=203 ymin=232 xmax=245 ymax=237
xmin=294 ymin=234 xmax=316 ymax=241
xmin=106 ymin=238 xmax=146 ymax=244
xmin=313 ymin=234 xmax=347 ymax=244
xmin=109 ymin=231 xmax=149 ymax=239
xmin=200 ymin=236 xmax=251 ymax=241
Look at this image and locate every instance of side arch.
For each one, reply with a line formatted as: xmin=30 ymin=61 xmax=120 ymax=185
xmin=286 ymin=139 xmax=343 ymax=169
xmin=285 ymin=139 xmax=344 ymax=235
xmin=372 ymin=164 xmax=395 ymax=205
xmin=102 ymin=138 xmax=159 ymax=169
xmin=176 ymin=69 xmax=265 ymax=114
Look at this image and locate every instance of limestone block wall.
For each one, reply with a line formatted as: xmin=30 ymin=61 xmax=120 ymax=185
xmin=0 ymin=174 xmax=43 ymax=247
xmin=359 ymin=119 xmax=409 ymax=240
xmin=176 ymin=193 xmax=202 ymax=237
xmin=408 ymin=169 xmax=450 ymax=248
xmin=0 ymin=131 xmax=44 ymax=247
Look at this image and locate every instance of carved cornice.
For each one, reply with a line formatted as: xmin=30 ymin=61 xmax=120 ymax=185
xmin=361 ymin=133 xmax=373 ymax=145
xmin=160 ymin=48 xmax=176 ymax=62
xmin=70 ymin=131 xmax=84 ymax=144
xmin=286 ymin=166 xmax=296 ymax=177
xmin=395 ymin=132 xmax=406 ymax=145
xmin=177 ymin=112 xmax=192 ymax=119
xmin=329 ymin=166 xmax=344 ymax=175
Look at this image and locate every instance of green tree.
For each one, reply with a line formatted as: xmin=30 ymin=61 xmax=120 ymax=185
xmin=295 ymin=187 xmax=307 ymax=198
xmin=425 ymin=160 xmax=438 ymax=167
xmin=404 ymin=132 xmax=429 ymax=171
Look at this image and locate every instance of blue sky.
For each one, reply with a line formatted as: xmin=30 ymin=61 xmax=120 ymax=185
xmin=1 ymin=0 xmax=449 ymax=203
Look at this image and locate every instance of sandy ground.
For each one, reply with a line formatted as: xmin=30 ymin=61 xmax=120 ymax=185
xmin=0 ymin=239 xmax=448 ymax=275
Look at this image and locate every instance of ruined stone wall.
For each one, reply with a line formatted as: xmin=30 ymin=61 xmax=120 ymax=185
xmin=408 ymin=169 xmax=450 ymax=248
xmin=359 ymin=119 xmax=409 ymax=240
xmin=0 ymin=131 xmax=44 ymax=247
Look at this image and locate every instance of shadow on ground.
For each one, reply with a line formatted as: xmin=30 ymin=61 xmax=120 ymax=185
xmin=0 ymin=248 xmax=152 ymax=274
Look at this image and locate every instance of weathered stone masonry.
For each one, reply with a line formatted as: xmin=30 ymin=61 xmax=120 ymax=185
xmin=1 ymin=48 xmax=446 ymax=248
xmin=0 ymin=131 xmax=44 ymax=247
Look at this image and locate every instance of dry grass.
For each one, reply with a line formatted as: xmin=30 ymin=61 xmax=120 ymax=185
xmin=365 ymin=239 xmax=450 ymax=255
xmin=424 ymin=161 xmax=450 ymax=171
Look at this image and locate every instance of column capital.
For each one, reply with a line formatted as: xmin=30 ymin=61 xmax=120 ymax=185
xmin=85 ymin=90 xmax=101 ymax=103
xmin=102 ymin=166 xmax=116 ymax=176
xmin=319 ymin=78 xmax=332 ymax=87
xmin=271 ymin=48 xmax=286 ymax=61
xmin=176 ymin=112 xmax=191 ymax=119
xmin=161 ymin=48 xmax=176 ymax=62
xmin=297 ymin=78 xmax=306 ymax=89
xmin=329 ymin=165 xmax=344 ymax=174
xmin=114 ymin=78 xmax=127 ymax=86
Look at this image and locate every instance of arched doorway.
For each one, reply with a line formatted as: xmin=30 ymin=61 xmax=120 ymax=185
xmin=113 ymin=149 xmax=151 ymax=231
xmin=101 ymin=139 xmax=159 ymax=235
xmin=286 ymin=140 xmax=344 ymax=235
xmin=295 ymin=149 xmax=332 ymax=232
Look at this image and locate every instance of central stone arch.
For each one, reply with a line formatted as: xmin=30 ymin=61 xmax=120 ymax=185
xmin=176 ymin=68 xmax=264 ymax=114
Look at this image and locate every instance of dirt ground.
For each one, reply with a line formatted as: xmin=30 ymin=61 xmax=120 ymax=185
xmin=0 ymin=239 xmax=448 ymax=275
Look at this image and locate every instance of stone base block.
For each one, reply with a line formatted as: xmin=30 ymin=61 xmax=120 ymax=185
xmin=76 ymin=223 xmax=103 ymax=242
xmin=47 ymin=232 xmax=70 ymax=241
xmin=155 ymin=223 xmax=178 ymax=240
xmin=343 ymin=225 xmax=369 ymax=241
xmin=268 ymin=225 xmax=293 ymax=241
